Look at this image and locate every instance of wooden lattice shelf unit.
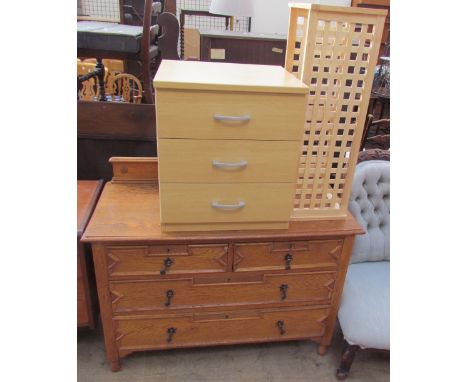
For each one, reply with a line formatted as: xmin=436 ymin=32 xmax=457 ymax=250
xmin=285 ymin=4 xmax=387 ymax=220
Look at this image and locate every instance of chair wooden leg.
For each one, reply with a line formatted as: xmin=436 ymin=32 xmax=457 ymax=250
xmin=336 ymin=342 xmax=360 ymax=380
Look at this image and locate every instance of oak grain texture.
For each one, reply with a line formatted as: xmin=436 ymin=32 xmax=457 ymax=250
xmin=82 ymin=181 xmax=363 ymax=243
xmin=109 ymin=271 xmax=336 ymax=313
xmin=114 ymin=306 xmax=329 ymax=354
xmin=83 ymin=158 xmax=363 ymax=371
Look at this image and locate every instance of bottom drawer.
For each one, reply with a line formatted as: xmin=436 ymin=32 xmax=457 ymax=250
xmin=115 ymin=306 xmax=329 ymax=353
xmin=159 ymin=183 xmax=295 ymax=224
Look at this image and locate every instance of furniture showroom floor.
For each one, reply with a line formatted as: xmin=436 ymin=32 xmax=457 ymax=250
xmin=78 ymin=323 xmax=389 ymax=382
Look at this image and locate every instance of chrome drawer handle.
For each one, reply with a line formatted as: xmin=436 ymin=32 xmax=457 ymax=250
xmin=212 ymin=160 xmax=247 ymax=169
xmin=211 ymin=201 xmax=246 ymax=210
xmin=213 ymin=114 xmax=251 ymax=122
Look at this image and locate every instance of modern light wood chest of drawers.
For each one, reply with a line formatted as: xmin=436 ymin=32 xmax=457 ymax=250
xmin=153 ymin=60 xmax=309 ymax=232
xmin=82 ymin=158 xmax=364 ymax=371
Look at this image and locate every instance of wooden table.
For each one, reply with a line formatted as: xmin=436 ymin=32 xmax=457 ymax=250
xmin=82 ymin=158 xmax=364 ymax=371
xmin=199 ymin=30 xmax=287 ymax=66
xmin=78 ymin=180 xmax=104 ymax=328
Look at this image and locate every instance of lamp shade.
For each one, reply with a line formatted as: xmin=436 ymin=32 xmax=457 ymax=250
xmin=209 ymin=0 xmax=254 ymax=17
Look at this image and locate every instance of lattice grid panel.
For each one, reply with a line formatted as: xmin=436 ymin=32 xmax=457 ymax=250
xmin=285 ymin=8 xmax=310 ymax=79
xmin=286 ymin=5 xmax=387 ymax=219
xmin=78 ymin=0 xmax=121 ymax=22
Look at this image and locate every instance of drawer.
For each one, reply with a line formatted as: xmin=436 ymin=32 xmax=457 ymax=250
xmin=234 ymin=240 xmax=343 ymax=272
xmin=106 ymin=244 xmax=229 ymax=277
xmin=158 ymin=139 xmax=300 ymax=183
xmin=159 ymin=183 xmax=295 ymax=224
xmin=156 ymin=89 xmax=306 ymax=141
xmin=109 ymin=271 xmax=336 ymax=313
xmin=115 ymin=306 xmax=329 ymax=352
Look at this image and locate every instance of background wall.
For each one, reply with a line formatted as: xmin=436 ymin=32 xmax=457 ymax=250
xmin=250 ymin=0 xmax=351 ymax=35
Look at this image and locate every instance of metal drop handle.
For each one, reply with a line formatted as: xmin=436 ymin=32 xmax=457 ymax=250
xmin=284 ymin=253 xmax=293 ymax=270
xmin=165 ymin=289 xmax=174 ymax=307
xmin=212 ymin=160 xmax=248 ymax=169
xmin=279 ymin=284 xmax=288 ymax=300
xmin=160 ymin=257 xmax=174 ymax=275
xmin=213 ymin=114 xmax=251 ymax=122
xmin=276 ymin=320 xmax=285 ymax=335
xmin=166 ymin=327 xmax=176 ymax=343
xmin=212 ymin=201 xmax=246 ymax=210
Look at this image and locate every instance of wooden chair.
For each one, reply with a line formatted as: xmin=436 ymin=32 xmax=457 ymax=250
xmin=77 ymin=62 xmax=109 ymax=101
xmin=107 ymin=73 xmax=143 ymax=103
xmin=336 ymin=149 xmax=390 ymax=379
xmin=360 ymin=114 xmax=390 ymax=151
xmin=78 ymin=0 xmax=162 ymax=103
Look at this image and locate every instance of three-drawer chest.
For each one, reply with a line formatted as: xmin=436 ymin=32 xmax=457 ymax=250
xmin=82 ymin=158 xmax=364 ymax=371
xmin=153 ymin=60 xmax=309 ymax=232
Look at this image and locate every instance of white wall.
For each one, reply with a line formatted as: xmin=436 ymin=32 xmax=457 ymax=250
xmin=250 ymin=0 xmax=351 ymax=35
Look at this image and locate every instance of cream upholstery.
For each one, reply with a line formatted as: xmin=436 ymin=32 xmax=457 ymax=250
xmin=348 ymin=160 xmax=390 ymax=263
xmin=338 ymin=159 xmax=390 ymax=350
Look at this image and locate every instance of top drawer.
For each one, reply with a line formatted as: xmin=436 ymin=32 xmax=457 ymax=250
xmin=106 ymin=244 xmax=228 ymax=278
xmin=234 ymin=240 xmax=343 ymax=272
xmin=156 ymin=89 xmax=306 ymax=141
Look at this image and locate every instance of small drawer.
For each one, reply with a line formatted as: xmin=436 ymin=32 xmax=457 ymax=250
xmin=106 ymin=244 xmax=229 ymax=277
xmin=109 ymin=271 xmax=336 ymax=313
xmin=115 ymin=306 xmax=329 ymax=352
xmin=159 ymin=183 xmax=295 ymax=225
xmin=156 ymin=89 xmax=306 ymax=141
xmin=158 ymin=139 xmax=300 ymax=183
xmin=234 ymin=240 xmax=343 ymax=272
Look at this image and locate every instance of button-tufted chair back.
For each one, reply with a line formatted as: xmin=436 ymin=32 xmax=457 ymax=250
xmin=348 ymin=160 xmax=390 ymax=264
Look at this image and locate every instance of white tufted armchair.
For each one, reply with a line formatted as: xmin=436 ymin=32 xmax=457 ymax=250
xmin=336 ymin=153 xmax=390 ymax=379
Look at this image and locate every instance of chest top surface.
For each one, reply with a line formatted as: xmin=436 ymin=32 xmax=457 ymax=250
xmin=77 ymin=180 xmax=103 ymax=237
xmin=153 ymin=60 xmax=309 ymax=94
xmin=82 ymin=181 xmax=364 ymax=244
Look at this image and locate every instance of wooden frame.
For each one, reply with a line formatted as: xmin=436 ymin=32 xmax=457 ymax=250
xmin=77 ymin=0 xmax=160 ymax=103
xmin=285 ymin=4 xmax=387 ymax=220
xmin=179 ymin=10 xmax=230 ymax=60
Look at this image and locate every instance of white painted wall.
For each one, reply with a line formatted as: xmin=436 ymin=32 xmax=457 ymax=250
xmin=250 ymin=0 xmax=351 ymax=35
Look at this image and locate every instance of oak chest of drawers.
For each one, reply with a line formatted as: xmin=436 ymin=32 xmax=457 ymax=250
xmin=153 ymin=60 xmax=309 ymax=232
xmin=82 ymin=158 xmax=364 ymax=371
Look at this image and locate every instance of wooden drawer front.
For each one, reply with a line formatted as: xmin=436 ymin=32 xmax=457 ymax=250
xmin=158 ymin=139 xmax=300 ymax=183
xmin=159 ymin=183 xmax=295 ymax=224
xmin=115 ymin=306 xmax=329 ymax=351
xmin=234 ymin=240 xmax=343 ymax=272
xmin=106 ymin=244 xmax=228 ymax=277
xmin=156 ymin=89 xmax=305 ymax=141
xmin=110 ymin=272 xmax=335 ymax=313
